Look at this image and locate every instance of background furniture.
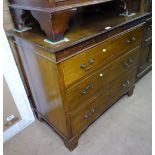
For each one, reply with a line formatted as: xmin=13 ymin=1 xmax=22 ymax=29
xmin=136 ymin=17 xmax=152 ymax=80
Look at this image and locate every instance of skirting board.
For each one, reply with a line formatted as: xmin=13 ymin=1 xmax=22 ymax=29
xmin=3 ymin=120 xmax=34 ymax=142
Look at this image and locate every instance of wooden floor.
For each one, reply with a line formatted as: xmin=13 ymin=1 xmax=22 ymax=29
xmin=4 ymin=71 xmax=152 ymax=155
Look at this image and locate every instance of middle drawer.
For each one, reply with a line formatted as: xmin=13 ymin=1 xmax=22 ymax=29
xmin=66 ymin=46 xmax=140 ymax=112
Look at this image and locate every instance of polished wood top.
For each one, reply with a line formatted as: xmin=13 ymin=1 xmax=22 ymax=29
xmin=7 ymin=12 xmax=150 ymax=53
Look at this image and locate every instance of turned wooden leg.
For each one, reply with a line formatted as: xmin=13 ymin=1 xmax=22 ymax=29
xmin=31 ymin=9 xmax=77 ymax=42
xmin=63 ymin=137 xmax=78 ymax=151
xmin=127 ymin=85 xmax=135 ymax=96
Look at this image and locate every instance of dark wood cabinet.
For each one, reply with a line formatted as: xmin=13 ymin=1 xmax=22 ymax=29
xmin=8 ymin=0 xmax=115 ymax=42
xmin=136 ymin=18 xmax=152 ymax=80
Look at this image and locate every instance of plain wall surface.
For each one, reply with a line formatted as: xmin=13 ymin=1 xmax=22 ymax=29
xmin=3 ymin=0 xmax=14 ymax=31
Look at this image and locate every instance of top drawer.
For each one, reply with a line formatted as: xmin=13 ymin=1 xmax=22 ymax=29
xmin=61 ymin=25 xmax=143 ymax=87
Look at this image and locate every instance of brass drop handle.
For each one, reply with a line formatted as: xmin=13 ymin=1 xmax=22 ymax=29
xmin=80 ymin=59 xmax=95 ymax=71
xmin=132 ymin=36 xmax=136 ymax=41
xmin=128 ymin=58 xmax=133 ymax=64
xmin=80 ymin=64 xmax=87 ymax=69
xmin=82 ymin=83 xmax=94 ymax=95
xmin=123 ymin=58 xmax=133 ymax=68
xmin=127 ymin=36 xmax=136 ymax=43
xmin=122 ymin=80 xmax=131 ymax=87
xmin=80 ymin=64 xmax=92 ymax=71
xmin=123 ymin=62 xmax=130 ymax=68
xmin=84 ymin=108 xmax=95 ymax=119
xmin=89 ymin=58 xmax=95 ymax=64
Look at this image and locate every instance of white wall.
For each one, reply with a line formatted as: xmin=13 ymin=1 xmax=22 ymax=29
xmin=3 ymin=29 xmax=35 ymax=142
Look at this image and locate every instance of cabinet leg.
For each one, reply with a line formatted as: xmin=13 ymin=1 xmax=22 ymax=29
xmin=9 ymin=8 xmax=34 ymax=30
xmin=31 ymin=9 xmax=77 ymax=42
xmin=63 ymin=137 xmax=78 ymax=151
xmin=127 ymin=85 xmax=135 ymax=97
xmin=9 ymin=8 xmax=26 ymax=30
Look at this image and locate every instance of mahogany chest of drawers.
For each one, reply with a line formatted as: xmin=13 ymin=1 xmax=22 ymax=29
xmin=7 ymin=1 xmax=151 ymax=150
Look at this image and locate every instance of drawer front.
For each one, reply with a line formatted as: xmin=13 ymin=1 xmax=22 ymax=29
xmin=62 ymin=26 xmax=143 ymax=87
xmin=110 ymin=46 xmax=140 ymax=78
xmin=66 ymin=46 xmax=140 ymax=112
xmin=70 ymin=67 xmax=137 ymax=136
xmin=110 ymin=67 xmax=137 ymax=96
xmin=66 ymin=65 xmax=111 ymax=112
xmin=90 ymin=67 xmax=137 ymax=126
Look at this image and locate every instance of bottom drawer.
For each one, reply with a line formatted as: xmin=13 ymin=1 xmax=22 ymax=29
xmin=70 ymin=67 xmax=137 ymax=136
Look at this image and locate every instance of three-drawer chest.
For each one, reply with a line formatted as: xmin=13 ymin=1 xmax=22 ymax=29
xmin=7 ymin=0 xmax=152 ymax=151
